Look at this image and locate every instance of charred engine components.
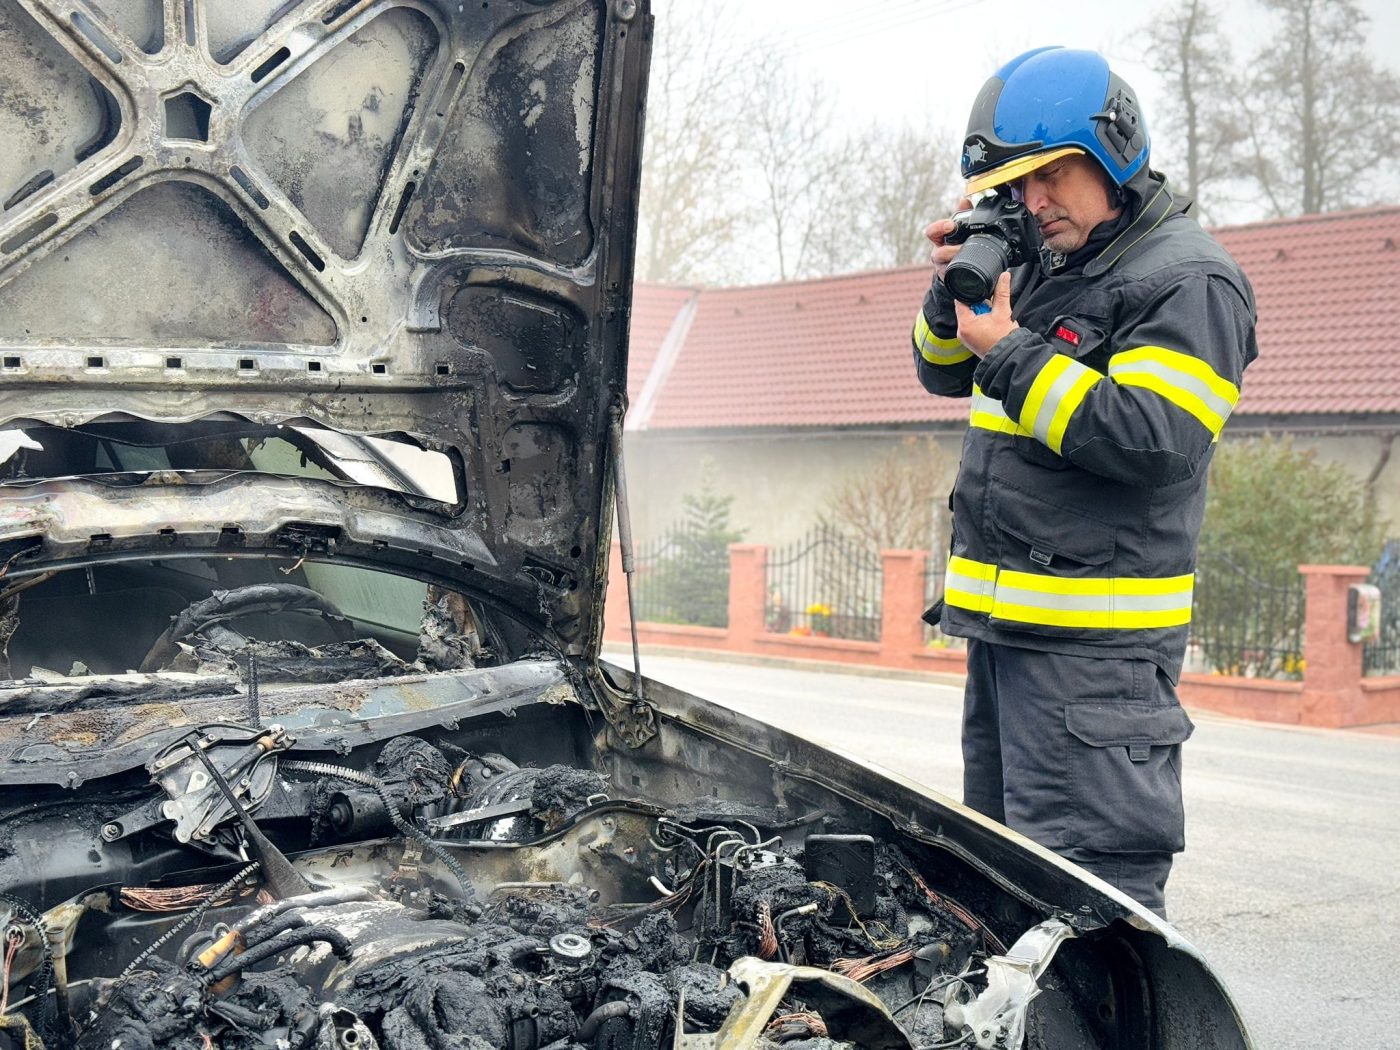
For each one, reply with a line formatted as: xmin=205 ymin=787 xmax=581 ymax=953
xmin=102 ymin=724 xmax=292 ymax=847
xmin=3 ymin=730 xmax=1067 ymax=1050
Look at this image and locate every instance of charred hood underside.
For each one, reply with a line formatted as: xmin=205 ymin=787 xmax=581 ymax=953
xmin=0 ymin=0 xmax=649 ymax=652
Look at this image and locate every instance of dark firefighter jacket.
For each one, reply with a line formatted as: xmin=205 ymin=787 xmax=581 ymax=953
xmin=914 ymin=175 xmax=1257 ymax=681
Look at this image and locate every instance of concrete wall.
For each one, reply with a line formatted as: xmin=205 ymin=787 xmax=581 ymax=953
xmin=625 ymin=426 xmax=1400 ymax=546
xmin=624 ymin=428 xmax=962 ymax=544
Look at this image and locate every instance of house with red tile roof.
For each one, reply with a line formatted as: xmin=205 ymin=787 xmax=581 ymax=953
xmin=622 ymin=206 xmax=1400 ymax=544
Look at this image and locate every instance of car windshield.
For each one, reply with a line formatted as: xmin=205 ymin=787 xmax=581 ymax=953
xmin=0 ymin=420 xmax=461 ymax=505
xmin=0 ymin=555 xmax=488 ymax=696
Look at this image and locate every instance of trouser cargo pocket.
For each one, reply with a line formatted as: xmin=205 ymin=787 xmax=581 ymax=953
xmin=1064 ymin=701 xmax=1194 ymax=854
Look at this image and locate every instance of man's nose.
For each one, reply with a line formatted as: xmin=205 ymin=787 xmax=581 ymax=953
xmin=1020 ymin=181 xmax=1050 ymax=213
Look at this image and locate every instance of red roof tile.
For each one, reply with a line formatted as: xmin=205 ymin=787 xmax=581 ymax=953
xmin=627 ymin=206 xmax=1400 ymax=429
xmin=1213 ymin=207 xmax=1400 ymax=416
xmin=625 ymin=282 xmax=697 ymax=403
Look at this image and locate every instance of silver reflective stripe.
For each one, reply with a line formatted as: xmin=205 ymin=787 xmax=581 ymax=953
xmin=992 ymin=583 xmax=1192 ymax=613
xmin=1109 ymin=357 xmax=1235 ymax=424
xmin=944 ymin=556 xmax=1195 ymax=629
xmin=944 ymin=555 xmax=996 ymax=613
xmin=969 ymin=385 xmax=1031 ymax=437
xmin=914 ymin=309 xmax=972 ymax=365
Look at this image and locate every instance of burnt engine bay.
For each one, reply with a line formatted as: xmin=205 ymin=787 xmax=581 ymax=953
xmin=0 ymin=680 xmax=1106 ymax=1050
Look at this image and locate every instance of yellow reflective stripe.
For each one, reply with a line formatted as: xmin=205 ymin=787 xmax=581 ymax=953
xmin=944 ymin=555 xmax=996 ymax=613
xmin=986 ymin=600 xmax=1193 ymax=630
xmin=968 ymin=385 xmax=1033 ymax=437
xmin=1016 ymin=354 xmax=1103 ymax=454
xmin=949 ymin=555 xmax=998 ymax=581
xmin=1111 ymin=346 xmax=1240 ymax=403
xmin=1045 ymin=366 xmax=1101 ymax=454
xmin=942 ymin=556 xmax=1194 ymax=629
xmin=1109 ymin=345 xmax=1239 ymax=438
xmin=914 ymin=309 xmax=972 ymax=365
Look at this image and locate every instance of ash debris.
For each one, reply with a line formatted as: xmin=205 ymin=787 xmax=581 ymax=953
xmin=6 ymin=738 xmax=990 ymax=1050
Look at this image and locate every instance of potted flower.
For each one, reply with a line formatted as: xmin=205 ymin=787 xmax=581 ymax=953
xmin=806 ymin=602 xmax=833 ymax=637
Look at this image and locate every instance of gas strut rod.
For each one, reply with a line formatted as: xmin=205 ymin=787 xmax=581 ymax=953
xmin=608 ymin=405 xmax=643 ymax=700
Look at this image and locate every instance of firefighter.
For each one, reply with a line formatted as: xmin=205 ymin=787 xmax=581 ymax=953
xmin=913 ymin=46 xmax=1258 ymax=916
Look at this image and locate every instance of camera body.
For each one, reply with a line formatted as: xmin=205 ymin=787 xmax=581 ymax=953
xmin=942 ymin=196 xmax=1042 ymax=304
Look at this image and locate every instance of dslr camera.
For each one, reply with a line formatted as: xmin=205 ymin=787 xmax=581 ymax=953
xmin=942 ymin=196 xmax=1042 ymax=304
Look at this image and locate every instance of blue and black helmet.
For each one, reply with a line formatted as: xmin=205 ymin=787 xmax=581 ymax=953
xmin=961 ymin=47 xmax=1149 ymax=194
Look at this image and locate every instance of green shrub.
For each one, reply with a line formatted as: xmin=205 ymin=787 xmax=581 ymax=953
xmin=1193 ymin=435 xmax=1388 ymax=676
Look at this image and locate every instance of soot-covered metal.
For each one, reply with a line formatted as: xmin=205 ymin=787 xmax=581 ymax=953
xmin=0 ymin=0 xmax=645 ymax=656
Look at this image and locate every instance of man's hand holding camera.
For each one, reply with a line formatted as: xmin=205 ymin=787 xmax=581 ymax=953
xmin=924 ymin=196 xmax=1024 ymax=358
xmin=952 ymin=272 xmax=1016 ymax=356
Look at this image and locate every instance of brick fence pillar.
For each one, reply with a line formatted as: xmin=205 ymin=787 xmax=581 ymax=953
xmin=881 ymin=549 xmax=928 ymax=659
xmin=728 ymin=544 xmax=769 ymax=646
xmin=1299 ymin=564 xmax=1371 ymax=727
xmin=604 ymin=541 xmax=630 ymax=640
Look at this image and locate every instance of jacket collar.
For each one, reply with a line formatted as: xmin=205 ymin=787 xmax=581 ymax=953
xmin=1040 ymin=170 xmax=1184 ymax=278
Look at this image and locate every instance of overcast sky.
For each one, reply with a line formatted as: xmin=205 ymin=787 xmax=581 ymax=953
xmin=658 ymin=0 xmax=1400 ymax=185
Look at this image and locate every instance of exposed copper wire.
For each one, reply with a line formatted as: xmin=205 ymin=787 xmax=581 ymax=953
xmin=809 ymin=880 xmax=903 ymax=951
xmin=831 ymin=945 xmax=916 ymax=983
xmin=119 ymin=882 xmax=245 ymax=912
xmin=1 ymin=926 xmax=22 ymax=1013
xmin=902 ymin=866 xmax=1007 ymax=954
xmin=757 ymin=900 xmax=778 ymax=960
xmin=590 ymin=860 xmax=708 ymax=930
xmin=767 ymin=1012 xmax=828 ymax=1037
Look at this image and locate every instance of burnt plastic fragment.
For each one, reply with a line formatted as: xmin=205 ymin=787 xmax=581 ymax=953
xmin=804 ymin=834 xmax=879 ymax=917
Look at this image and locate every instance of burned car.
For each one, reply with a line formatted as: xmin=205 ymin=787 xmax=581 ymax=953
xmin=0 ymin=1 xmax=1252 ymax=1047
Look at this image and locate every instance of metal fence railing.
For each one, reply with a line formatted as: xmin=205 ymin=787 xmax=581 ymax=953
xmin=1365 ymin=539 xmax=1400 ymax=675
xmin=764 ymin=523 xmax=882 ymax=641
xmin=632 ymin=521 xmax=730 ymax=628
xmin=1188 ymin=551 xmax=1307 ymax=679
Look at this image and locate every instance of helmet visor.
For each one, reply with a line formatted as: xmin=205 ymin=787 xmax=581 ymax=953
xmin=965 ymin=146 xmax=1085 ymax=195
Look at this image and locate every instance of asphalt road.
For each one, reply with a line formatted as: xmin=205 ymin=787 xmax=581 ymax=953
xmin=606 ymin=649 xmax=1400 ymax=1050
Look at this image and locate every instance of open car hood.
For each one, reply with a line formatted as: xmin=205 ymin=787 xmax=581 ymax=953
xmin=0 ymin=0 xmax=649 ymax=654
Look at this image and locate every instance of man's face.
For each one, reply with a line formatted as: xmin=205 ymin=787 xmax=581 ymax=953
xmin=1009 ymin=154 xmax=1123 ymax=253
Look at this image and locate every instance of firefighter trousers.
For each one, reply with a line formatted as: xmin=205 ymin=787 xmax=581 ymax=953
xmin=961 ymin=639 xmax=1195 ymax=917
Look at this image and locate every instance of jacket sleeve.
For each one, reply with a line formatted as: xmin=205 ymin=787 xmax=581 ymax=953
xmin=912 ymin=276 xmax=977 ymax=396
xmin=974 ymin=271 xmax=1256 ymax=487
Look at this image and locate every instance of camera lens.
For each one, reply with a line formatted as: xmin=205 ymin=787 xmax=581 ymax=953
xmin=944 ymin=234 xmax=1011 ymax=304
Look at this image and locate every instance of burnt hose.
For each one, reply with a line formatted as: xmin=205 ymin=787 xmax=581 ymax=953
xmin=282 ymin=761 xmax=478 ymax=906
xmin=234 ymin=886 xmax=373 ymax=934
xmin=241 ymin=912 xmax=307 ymax=949
xmin=577 ymin=1001 xmax=632 ymax=1040
xmin=203 ymin=925 xmax=352 ymax=985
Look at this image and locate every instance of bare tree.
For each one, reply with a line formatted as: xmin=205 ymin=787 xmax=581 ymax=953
xmin=856 ymin=124 xmax=963 ymax=269
xmin=825 ymin=436 xmax=952 ymax=553
xmin=635 ymin=3 xmax=755 ymax=284
xmin=1243 ymin=0 xmax=1400 ymax=216
xmin=745 ymin=62 xmax=862 ymax=281
xmin=1144 ymin=0 xmax=1248 ymax=222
